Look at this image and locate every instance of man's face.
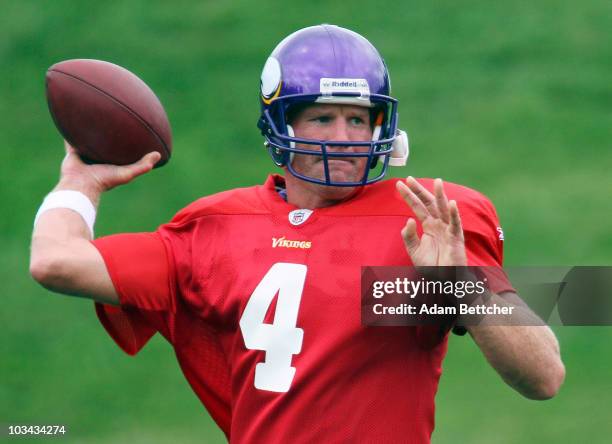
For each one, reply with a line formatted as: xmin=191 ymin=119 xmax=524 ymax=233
xmin=289 ymin=104 xmax=373 ymax=185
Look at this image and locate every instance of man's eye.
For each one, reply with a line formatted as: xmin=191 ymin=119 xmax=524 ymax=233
xmin=350 ymin=117 xmax=365 ymax=125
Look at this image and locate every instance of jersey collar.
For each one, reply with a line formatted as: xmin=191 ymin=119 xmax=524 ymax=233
xmin=259 ymin=174 xmax=372 ymax=216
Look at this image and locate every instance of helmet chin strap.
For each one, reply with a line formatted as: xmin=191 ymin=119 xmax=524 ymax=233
xmin=372 ymin=124 xmax=382 ymax=142
xmin=372 ymin=111 xmax=383 ymax=143
xmin=286 ymin=124 xmax=296 ymax=164
xmin=372 ymin=109 xmax=409 ymax=167
xmin=369 ymin=114 xmax=408 ymax=168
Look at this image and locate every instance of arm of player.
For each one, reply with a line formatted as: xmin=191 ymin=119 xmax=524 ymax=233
xmin=396 ymin=177 xmax=565 ymax=400
xmin=29 ymin=142 xmax=161 ymax=305
xmin=463 ymin=295 xmax=565 ymax=400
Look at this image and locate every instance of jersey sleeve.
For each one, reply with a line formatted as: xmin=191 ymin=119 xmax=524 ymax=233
xmin=91 ymin=187 xmax=260 ymax=355
xmin=461 ymin=193 xmax=512 ymax=290
xmin=93 ymin=230 xmax=178 ymax=355
xmin=462 ymin=193 xmax=504 ymax=266
xmin=455 ymin=193 xmax=514 ymax=335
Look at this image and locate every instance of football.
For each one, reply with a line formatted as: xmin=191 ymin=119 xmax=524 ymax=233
xmin=46 ymin=59 xmax=172 ymax=166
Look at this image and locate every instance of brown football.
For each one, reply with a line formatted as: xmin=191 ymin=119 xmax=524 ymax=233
xmin=46 ymin=59 xmax=172 ymax=166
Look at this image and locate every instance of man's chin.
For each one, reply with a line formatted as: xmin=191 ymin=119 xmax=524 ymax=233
xmin=284 ymin=165 xmax=364 ymax=206
xmin=314 ymin=171 xmax=364 ymax=199
xmin=313 ymin=161 xmax=364 ymax=185
xmin=311 ymin=182 xmax=358 ymax=204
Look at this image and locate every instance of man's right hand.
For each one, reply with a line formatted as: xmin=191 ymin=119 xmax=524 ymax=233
xmin=29 ymin=141 xmax=161 ymax=305
xmin=58 ymin=141 xmax=161 ymax=205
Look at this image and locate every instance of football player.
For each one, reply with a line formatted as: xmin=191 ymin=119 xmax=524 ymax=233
xmin=30 ymin=24 xmax=564 ymax=442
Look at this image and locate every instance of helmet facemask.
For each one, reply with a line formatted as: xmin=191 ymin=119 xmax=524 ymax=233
xmin=259 ymin=93 xmax=398 ymax=186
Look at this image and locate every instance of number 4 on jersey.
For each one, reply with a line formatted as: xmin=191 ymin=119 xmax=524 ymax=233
xmin=239 ymin=263 xmax=307 ymax=392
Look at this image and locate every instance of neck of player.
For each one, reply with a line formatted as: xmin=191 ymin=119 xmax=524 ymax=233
xmin=284 ymin=172 xmax=361 ymax=209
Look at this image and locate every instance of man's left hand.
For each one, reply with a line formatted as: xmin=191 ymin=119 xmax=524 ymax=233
xmin=396 ymin=177 xmax=467 ymax=267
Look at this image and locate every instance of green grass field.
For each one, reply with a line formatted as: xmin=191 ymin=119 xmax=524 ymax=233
xmin=2 ymin=1 xmax=611 ymax=442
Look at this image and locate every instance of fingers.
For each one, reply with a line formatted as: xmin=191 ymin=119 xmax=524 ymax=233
xmin=396 ymin=180 xmax=429 ymax=222
xmin=136 ymin=151 xmax=161 ymax=172
xmin=401 ymin=218 xmax=420 ymax=256
xmin=406 ymin=176 xmax=439 ymax=218
xmin=117 ymin=151 xmax=161 ymax=183
xmin=449 ymin=200 xmax=464 ymax=239
xmin=61 ymin=140 xmax=88 ymax=170
xmin=397 ymin=176 xmax=446 ymax=222
xmin=63 ymin=140 xmax=81 ymax=162
xmin=434 ymin=178 xmax=450 ymax=223
xmin=64 ymin=140 xmax=77 ymax=155
xmin=398 ymin=176 xmax=463 ymax=236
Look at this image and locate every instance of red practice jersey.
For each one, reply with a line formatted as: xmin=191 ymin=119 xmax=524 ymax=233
xmin=93 ymin=175 xmax=510 ymax=443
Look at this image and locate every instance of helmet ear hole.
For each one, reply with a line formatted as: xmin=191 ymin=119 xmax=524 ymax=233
xmin=389 ymin=129 xmax=409 ymax=166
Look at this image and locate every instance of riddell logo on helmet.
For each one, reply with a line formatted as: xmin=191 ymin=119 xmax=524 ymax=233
xmin=320 ymin=78 xmax=370 ymax=95
xmin=272 ymin=236 xmax=312 ymax=249
xmin=331 ymin=80 xmax=358 ymax=88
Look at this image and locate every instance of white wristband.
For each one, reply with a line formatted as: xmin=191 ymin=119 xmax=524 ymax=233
xmin=34 ymin=190 xmax=97 ymax=238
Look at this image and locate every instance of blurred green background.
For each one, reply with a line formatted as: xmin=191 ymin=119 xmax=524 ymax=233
xmin=2 ymin=0 xmax=611 ymax=442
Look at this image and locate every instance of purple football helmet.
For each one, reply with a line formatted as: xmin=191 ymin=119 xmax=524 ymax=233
xmin=257 ymin=24 xmax=406 ymax=187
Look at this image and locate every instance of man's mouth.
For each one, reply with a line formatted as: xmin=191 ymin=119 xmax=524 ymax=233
xmin=317 ymin=158 xmax=355 ymax=165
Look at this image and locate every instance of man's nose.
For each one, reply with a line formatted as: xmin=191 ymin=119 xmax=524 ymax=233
xmin=332 ymin=119 xmax=351 ymax=142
